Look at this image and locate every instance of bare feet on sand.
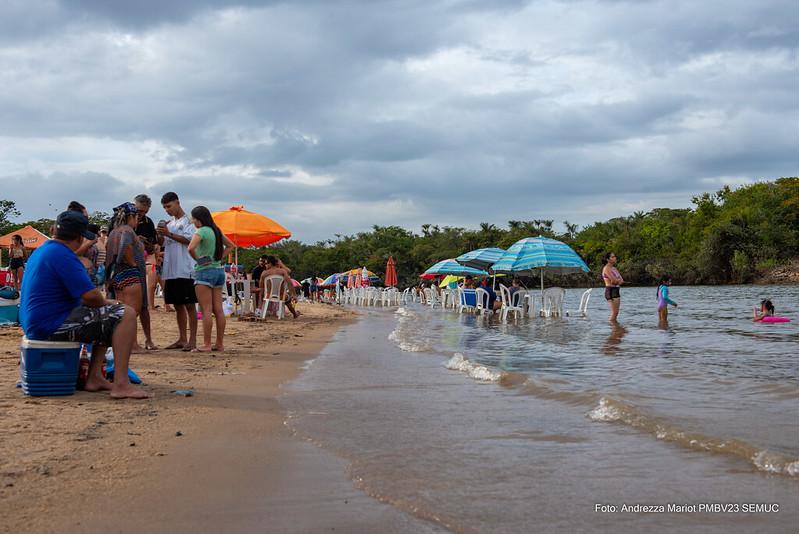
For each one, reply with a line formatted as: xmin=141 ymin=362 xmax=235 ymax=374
xmin=110 ymin=384 xmax=150 ymax=399
xmin=84 ymin=376 xmax=113 ymax=392
xmin=164 ymin=341 xmax=186 ymax=350
xmin=145 ymin=340 xmax=159 ymax=350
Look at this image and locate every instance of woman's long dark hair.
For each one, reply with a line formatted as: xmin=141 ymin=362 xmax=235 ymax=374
xmin=191 ymin=206 xmax=224 ymax=261
xmin=657 ymin=275 xmax=671 ymax=299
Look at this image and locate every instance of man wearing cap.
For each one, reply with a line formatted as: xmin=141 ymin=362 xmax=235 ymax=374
xmin=20 ymin=211 xmax=148 ymax=399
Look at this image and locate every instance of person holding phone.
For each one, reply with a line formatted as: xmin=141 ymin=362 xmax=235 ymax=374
xmin=159 ymin=192 xmax=198 ymax=351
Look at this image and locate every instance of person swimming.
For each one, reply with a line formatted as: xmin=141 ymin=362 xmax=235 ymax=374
xmin=753 ymin=299 xmax=775 ymax=322
xmin=656 ymin=275 xmax=678 ymax=322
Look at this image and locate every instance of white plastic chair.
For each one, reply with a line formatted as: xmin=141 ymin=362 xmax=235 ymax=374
xmin=542 ymin=287 xmax=566 ymax=317
xmin=424 ymin=288 xmax=442 ymax=309
xmin=475 ymin=288 xmax=493 ymax=316
xmin=566 ymin=288 xmax=593 ymax=317
xmin=525 ymin=293 xmax=539 ymax=317
xmin=260 ymin=275 xmax=287 ymax=320
xmin=236 ymin=279 xmax=253 ymax=315
xmin=500 ymin=286 xmax=525 ymax=322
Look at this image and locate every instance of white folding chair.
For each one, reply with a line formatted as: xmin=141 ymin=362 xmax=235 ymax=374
xmin=260 ymin=275 xmax=286 ymax=320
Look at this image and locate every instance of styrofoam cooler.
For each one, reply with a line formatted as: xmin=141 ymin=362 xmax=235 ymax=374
xmin=0 ymin=298 xmax=19 ymax=324
xmin=19 ymin=337 xmax=81 ymax=396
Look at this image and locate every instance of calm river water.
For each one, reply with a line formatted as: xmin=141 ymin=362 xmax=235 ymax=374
xmin=284 ymin=285 xmax=799 ymax=533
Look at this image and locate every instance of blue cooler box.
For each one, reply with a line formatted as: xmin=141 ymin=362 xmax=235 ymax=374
xmin=19 ymin=337 xmax=81 ymax=396
xmin=0 ymin=298 xmax=19 ymax=324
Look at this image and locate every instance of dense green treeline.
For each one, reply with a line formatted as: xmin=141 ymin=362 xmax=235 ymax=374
xmin=242 ymin=177 xmax=799 ymax=287
xmin=3 ymin=178 xmax=798 ymax=287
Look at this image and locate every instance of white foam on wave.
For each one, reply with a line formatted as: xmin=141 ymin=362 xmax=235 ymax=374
xmin=587 ymin=397 xmax=623 ymax=422
xmin=388 ymin=329 xmax=430 ymax=352
xmin=445 ymin=353 xmax=503 ymax=382
xmin=395 ymin=307 xmax=416 ymax=318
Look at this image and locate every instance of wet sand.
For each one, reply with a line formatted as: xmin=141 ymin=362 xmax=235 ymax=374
xmin=0 ymin=302 xmax=439 ymax=534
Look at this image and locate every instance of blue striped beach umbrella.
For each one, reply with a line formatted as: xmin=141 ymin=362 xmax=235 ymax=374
xmin=422 ymin=259 xmax=488 ymax=278
xmin=455 ymin=247 xmax=506 ymax=271
xmin=491 ymin=236 xmax=590 ymax=293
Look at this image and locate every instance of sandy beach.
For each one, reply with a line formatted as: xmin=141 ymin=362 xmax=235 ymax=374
xmin=0 ymin=302 xmax=439 ymax=533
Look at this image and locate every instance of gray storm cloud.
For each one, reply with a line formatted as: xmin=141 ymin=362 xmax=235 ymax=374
xmin=1 ymin=0 xmax=797 ymax=241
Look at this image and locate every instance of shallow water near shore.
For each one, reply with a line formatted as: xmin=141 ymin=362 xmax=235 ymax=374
xmin=284 ymin=285 xmax=799 ymax=532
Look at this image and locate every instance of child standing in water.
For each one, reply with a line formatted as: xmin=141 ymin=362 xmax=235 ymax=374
xmin=656 ymin=276 xmax=678 ymax=322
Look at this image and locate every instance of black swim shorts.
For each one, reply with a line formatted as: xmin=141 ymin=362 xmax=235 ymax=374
xmin=47 ymin=304 xmax=126 ymax=346
xmin=164 ymin=278 xmax=198 ymax=305
xmin=604 ymin=287 xmax=621 ymax=300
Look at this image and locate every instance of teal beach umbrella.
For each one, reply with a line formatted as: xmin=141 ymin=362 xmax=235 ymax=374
xmin=455 ymin=247 xmax=506 ymax=271
xmin=492 ymin=236 xmax=590 ymax=296
xmin=422 ymin=259 xmax=488 ymax=277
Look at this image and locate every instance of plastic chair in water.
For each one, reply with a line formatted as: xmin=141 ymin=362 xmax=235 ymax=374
xmin=499 ymin=285 xmax=525 ymax=322
xmin=457 ymin=288 xmax=476 ymax=314
xmin=475 ymin=288 xmax=494 ymax=316
xmin=566 ymin=288 xmax=593 ymax=317
xmin=542 ymin=287 xmax=566 ymax=317
xmin=260 ymin=275 xmax=287 ymax=320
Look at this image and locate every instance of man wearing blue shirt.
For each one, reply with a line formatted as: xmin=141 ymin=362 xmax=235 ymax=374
xmin=21 ymin=211 xmax=148 ymax=399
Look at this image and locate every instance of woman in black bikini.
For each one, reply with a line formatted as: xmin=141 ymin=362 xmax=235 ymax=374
xmin=602 ymin=252 xmax=624 ymax=321
xmin=9 ymin=235 xmax=27 ymax=292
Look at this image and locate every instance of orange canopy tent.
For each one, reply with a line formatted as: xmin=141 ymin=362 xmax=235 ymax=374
xmin=0 ymin=226 xmax=50 ymax=250
xmin=211 ymin=206 xmax=291 ymax=248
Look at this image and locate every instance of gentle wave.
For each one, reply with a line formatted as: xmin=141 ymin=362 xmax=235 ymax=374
xmin=445 ymin=353 xmax=504 ymax=382
xmin=588 ymin=397 xmax=799 ymax=477
xmin=395 ymin=307 xmax=416 ymax=318
xmin=387 ymin=329 xmax=433 ymax=352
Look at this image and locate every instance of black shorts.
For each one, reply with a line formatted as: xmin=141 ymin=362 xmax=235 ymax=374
xmin=9 ymin=258 xmax=24 ymax=270
xmin=164 ymin=278 xmax=197 ymax=305
xmin=48 ymin=304 xmax=126 ymax=346
xmin=604 ymin=287 xmax=621 ymax=300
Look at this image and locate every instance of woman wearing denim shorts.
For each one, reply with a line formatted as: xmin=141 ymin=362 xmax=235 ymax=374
xmin=187 ymin=206 xmax=234 ymax=352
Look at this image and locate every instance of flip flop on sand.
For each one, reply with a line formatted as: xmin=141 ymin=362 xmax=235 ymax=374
xmin=164 ymin=341 xmax=186 ymax=350
xmin=191 ymin=347 xmax=213 ymax=353
xmin=181 ymin=345 xmax=196 ymax=352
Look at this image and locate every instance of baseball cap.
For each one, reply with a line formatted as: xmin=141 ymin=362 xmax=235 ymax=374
xmin=56 ymin=211 xmax=96 ymax=240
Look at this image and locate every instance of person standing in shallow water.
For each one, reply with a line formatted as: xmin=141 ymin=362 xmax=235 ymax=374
xmin=656 ymin=275 xmax=678 ymax=326
xmin=602 ymin=252 xmax=623 ymax=322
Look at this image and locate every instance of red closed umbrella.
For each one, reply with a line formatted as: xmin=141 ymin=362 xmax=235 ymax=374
xmin=385 ymin=256 xmax=398 ymax=287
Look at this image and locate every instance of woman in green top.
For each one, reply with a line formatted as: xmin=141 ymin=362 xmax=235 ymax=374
xmin=188 ymin=206 xmax=234 ymax=352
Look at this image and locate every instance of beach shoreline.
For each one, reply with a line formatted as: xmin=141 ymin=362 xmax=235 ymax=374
xmin=0 ymin=303 xmax=438 ymax=533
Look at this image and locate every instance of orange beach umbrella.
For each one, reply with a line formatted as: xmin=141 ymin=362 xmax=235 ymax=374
xmin=385 ymin=256 xmax=398 ymax=287
xmin=211 ymin=206 xmax=291 ymax=248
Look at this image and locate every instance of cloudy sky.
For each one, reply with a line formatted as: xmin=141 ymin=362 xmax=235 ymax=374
xmin=2 ymin=0 xmax=797 ymax=241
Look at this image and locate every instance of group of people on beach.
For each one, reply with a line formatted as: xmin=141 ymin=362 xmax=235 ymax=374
xmin=15 ymin=192 xmax=298 ymax=400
